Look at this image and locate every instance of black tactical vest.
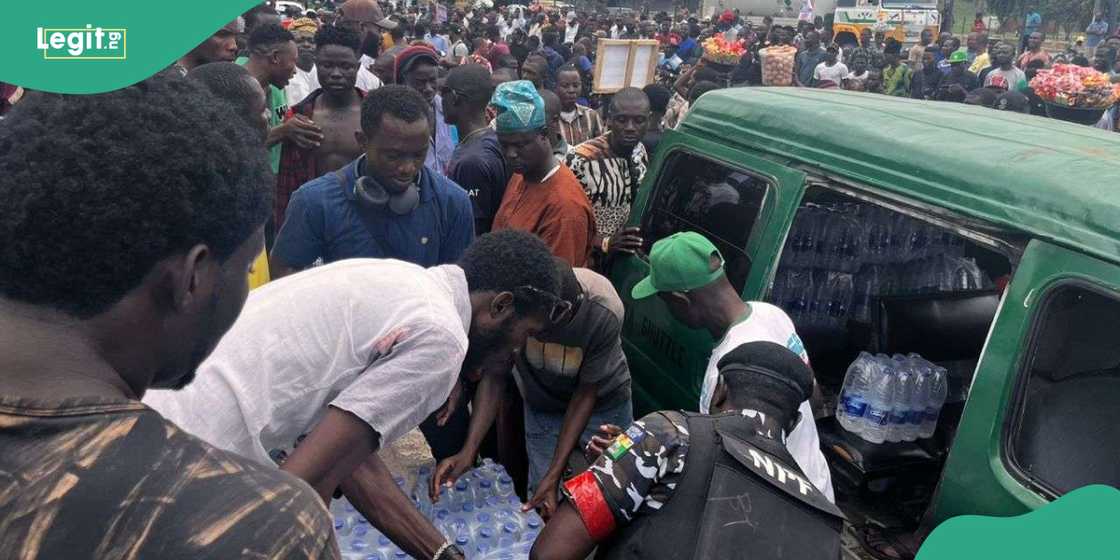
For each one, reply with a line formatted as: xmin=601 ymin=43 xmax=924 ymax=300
xmin=598 ymin=411 xmax=844 ymax=560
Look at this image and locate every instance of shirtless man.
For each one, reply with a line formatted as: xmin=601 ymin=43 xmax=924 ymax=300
xmin=275 ymin=24 xmax=366 ymax=229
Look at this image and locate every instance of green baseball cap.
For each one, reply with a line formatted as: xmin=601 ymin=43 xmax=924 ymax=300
xmin=948 ymin=49 xmax=968 ymax=64
xmin=631 ymin=232 xmax=725 ymax=299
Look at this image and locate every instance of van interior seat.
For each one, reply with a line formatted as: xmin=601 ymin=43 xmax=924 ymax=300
xmin=873 ymin=290 xmax=1001 ymax=362
xmin=1014 ymin=289 xmax=1120 ymax=492
xmin=1015 ymin=370 xmax=1120 ymax=493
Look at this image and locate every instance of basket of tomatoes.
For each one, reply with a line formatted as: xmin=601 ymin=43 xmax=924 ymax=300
xmin=1029 ymin=64 xmax=1120 ymax=125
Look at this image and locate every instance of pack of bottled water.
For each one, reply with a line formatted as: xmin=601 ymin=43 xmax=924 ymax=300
xmin=835 ymin=352 xmax=949 ymax=444
xmin=331 ymin=459 xmax=542 ymax=560
xmin=776 ymin=200 xmax=988 ymax=336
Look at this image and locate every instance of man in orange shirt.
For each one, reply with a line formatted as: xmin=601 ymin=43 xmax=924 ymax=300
xmin=490 ymin=80 xmax=595 ymax=267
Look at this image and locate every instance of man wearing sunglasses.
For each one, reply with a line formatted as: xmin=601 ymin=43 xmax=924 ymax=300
xmin=145 ymin=230 xmax=560 ymax=560
xmin=432 ymin=259 xmax=632 ymax=521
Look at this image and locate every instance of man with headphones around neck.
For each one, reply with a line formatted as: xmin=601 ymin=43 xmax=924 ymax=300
xmin=270 ymin=83 xmax=475 ymax=281
xmin=271 ymin=84 xmax=476 ymax=463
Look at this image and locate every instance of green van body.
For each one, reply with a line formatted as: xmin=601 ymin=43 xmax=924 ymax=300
xmin=610 ymin=87 xmax=1120 ymax=526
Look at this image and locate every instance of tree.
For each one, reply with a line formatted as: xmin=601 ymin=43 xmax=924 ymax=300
xmin=984 ymin=0 xmax=1094 ymax=40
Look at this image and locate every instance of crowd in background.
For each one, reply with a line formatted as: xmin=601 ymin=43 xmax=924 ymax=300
xmin=241 ymin=1 xmax=1120 ymax=123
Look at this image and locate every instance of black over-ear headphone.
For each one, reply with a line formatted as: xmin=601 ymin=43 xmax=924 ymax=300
xmin=348 ymin=156 xmax=421 ymax=216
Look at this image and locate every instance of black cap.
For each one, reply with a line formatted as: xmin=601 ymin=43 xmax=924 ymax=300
xmin=716 ymin=341 xmax=813 ymax=402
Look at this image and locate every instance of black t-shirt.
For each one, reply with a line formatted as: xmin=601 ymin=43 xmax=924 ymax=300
xmin=447 ymin=129 xmax=510 ymax=235
xmin=511 ymin=43 xmax=530 ymax=65
xmin=0 ymin=395 xmax=339 ymax=559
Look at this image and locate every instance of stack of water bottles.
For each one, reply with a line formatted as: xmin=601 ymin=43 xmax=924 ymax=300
xmin=331 ymin=459 xmax=543 ymax=559
xmin=774 ymin=201 xmax=988 ymax=332
xmin=835 ymin=352 xmax=950 ymax=444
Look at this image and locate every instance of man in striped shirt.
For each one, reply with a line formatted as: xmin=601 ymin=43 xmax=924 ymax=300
xmin=565 ymin=87 xmax=651 ymax=265
xmin=556 ymin=65 xmax=603 ymax=146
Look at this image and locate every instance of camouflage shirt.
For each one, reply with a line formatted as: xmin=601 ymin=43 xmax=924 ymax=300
xmin=562 ymin=410 xmax=691 ymax=525
xmin=562 ymin=409 xmax=788 ymax=531
xmin=0 ymin=395 xmax=340 ymax=559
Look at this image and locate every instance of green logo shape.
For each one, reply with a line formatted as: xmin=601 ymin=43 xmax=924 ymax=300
xmin=3 ymin=0 xmax=259 ymax=94
xmin=917 ymin=485 xmax=1120 ymax=559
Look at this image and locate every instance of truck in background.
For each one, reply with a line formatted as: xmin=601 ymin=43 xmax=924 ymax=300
xmin=699 ymin=0 xmax=940 ymax=48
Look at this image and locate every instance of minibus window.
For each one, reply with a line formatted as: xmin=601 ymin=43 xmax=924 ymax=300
xmin=1009 ymin=285 xmax=1120 ymax=496
xmin=643 ymin=151 xmax=769 ymax=292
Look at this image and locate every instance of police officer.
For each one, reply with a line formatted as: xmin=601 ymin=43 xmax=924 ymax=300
xmin=529 ymin=341 xmax=844 ymax=560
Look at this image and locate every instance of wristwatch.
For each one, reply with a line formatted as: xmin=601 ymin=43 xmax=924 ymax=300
xmin=433 ymin=543 xmax=465 ymax=560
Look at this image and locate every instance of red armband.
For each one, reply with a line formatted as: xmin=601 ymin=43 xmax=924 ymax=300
xmin=563 ymin=471 xmax=616 ymax=542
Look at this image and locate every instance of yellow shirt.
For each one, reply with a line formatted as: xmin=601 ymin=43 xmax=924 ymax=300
xmin=969 ymin=51 xmax=990 ymax=75
xmin=248 ymin=249 xmax=270 ymax=290
xmin=382 ymin=32 xmax=395 ymax=50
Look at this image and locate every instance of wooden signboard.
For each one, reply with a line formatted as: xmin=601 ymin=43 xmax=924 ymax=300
xmin=592 ymin=39 xmax=660 ymax=94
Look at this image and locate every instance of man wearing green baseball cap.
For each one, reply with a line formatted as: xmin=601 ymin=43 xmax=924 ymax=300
xmin=629 ymin=231 xmax=835 ymax=502
xmin=935 ymin=48 xmax=979 ymax=102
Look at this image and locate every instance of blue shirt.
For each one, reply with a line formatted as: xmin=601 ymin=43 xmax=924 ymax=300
xmin=576 ymin=55 xmax=593 ymax=73
xmin=428 ymin=94 xmax=455 ymax=174
xmin=676 ymin=38 xmax=698 ymax=61
xmin=541 ymin=47 xmax=565 ymax=89
xmin=273 ymin=156 xmax=475 ymax=269
xmin=427 ymin=34 xmax=450 ymax=56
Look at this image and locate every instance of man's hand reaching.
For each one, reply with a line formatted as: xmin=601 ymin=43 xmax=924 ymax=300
xmin=584 ymin=424 xmax=624 ymax=462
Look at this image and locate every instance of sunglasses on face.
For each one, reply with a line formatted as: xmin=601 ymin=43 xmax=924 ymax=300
xmin=439 ymin=85 xmax=468 ymax=101
xmin=514 ymin=285 xmax=573 ymax=324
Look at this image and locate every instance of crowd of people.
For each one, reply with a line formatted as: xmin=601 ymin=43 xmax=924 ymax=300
xmin=0 ymin=1 xmax=1116 ymax=560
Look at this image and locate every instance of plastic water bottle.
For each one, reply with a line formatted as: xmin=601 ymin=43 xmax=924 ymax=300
xmin=887 ymin=356 xmax=915 ymax=443
xmin=860 ymin=354 xmax=895 ymax=444
xmin=499 ymin=521 xmax=522 ymax=543
xmin=821 ymin=272 xmax=854 ymax=329
xmin=479 ymin=458 xmax=505 ymax=480
xmin=523 ymin=511 xmax=544 ymax=533
xmin=334 ymin=517 xmax=352 ymax=538
xmin=907 ymin=358 xmax=932 ymax=442
xmin=920 ymin=364 xmax=949 ymax=439
xmin=453 ymin=534 xmax=471 ymax=556
xmin=496 ymin=536 xmax=518 ymax=554
xmin=495 ymin=475 xmax=515 ymax=499
xmin=348 ymin=538 xmax=372 ymax=557
xmin=374 ymin=535 xmax=394 ymax=557
xmin=837 ymin=352 xmax=875 ymax=435
xmin=476 ymin=525 xmax=496 ymax=549
xmin=453 ymin=480 xmax=473 ymax=511
xmin=474 ymin=479 xmax=495 ymax=507
xmin=474 ymin=541 xmax=493 ymax=559
xmin=351 ymin=524 xmax=371 ymax=540
xmin=783 ymin=268 xmax=815 ymax=327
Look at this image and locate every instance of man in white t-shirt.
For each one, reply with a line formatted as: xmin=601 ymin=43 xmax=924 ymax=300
xmin=813 ymin=44 xmax=849 ymax=88
xmin=626 ymin=231 xmax=835 ymax=502
xmin=145 ymin=230 xmax=564 ymax=560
